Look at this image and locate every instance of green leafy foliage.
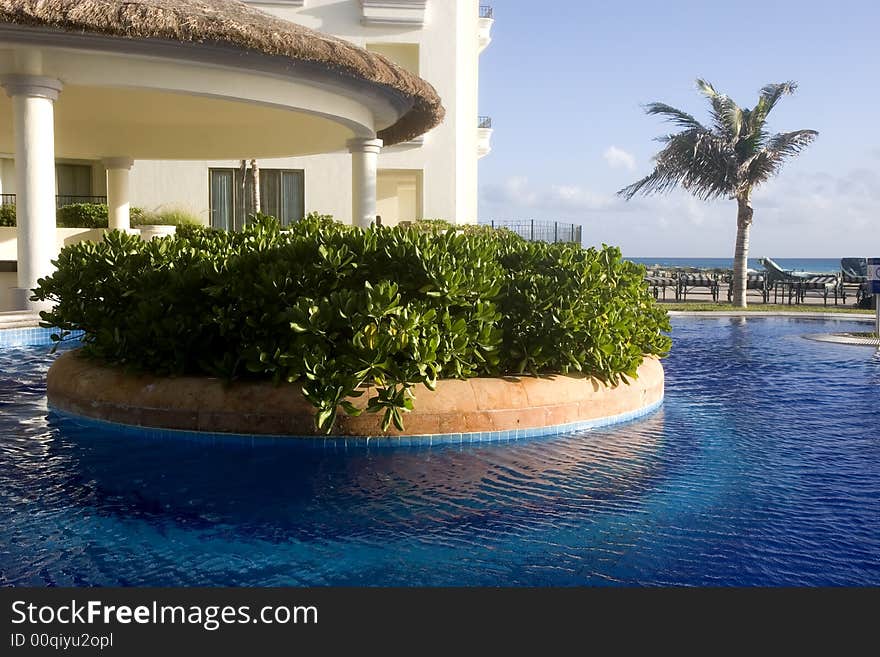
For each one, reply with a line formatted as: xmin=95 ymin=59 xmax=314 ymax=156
xmin=0 ymin=204 xmax=15 ymax=227
xmin=56 ymin=204 xmax=110 ymax=229
xmin=16 ymin=203 xmax=196 ymax=229
xmin=34 ymin=214 xmax=671 ymax=433
xmin=132 ymin=207 xmax=202 ymax=227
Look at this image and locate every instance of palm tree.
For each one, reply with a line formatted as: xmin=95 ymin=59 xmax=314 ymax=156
xmin=250 ymin=159 xmax=261 ymax=213
xmin=619 ymin=80 xmax=817 ymax=307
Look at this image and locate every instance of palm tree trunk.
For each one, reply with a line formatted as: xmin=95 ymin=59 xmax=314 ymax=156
xmin=238 ymin=159 xmax=248 ymax=229
xmin=732 ymin=193 xmax=754 ymax=308
xmin=250 ymin=159 xmax=260 ymax=214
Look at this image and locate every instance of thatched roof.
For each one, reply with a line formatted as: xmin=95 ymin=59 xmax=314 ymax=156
xmin=0 ymin=0 xmax=445 ymax=145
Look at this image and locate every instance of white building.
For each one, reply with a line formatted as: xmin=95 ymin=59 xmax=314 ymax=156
xmin=1 ymin=0 xmax=475 ymax=311
xmin=139 ymin=0 xmax=495 ymax=227
xmin=0 ymin=1 xmax=494 ymax=234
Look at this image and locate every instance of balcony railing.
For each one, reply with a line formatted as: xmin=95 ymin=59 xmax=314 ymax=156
xmin=478 ymin=116 xmax=493 ymax=129
xmin=481 ymin=219 xmax=583 ymax=245
xmin=55 ymin=195 xmax=107 ymax=208
xmin=479 ymin=5 xmax=494 ymax=19
xmin=0 ymin=194 xmax=108 ymax=209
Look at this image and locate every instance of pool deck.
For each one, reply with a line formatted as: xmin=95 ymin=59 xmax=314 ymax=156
xmin=0 ymin=311 xmax=41 ymax=329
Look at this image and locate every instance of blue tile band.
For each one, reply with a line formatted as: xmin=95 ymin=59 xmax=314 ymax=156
xmin=0 ymin=326 xmax=82 ymax=348
xmin=47 ymin=396 xmax=664 ymax=448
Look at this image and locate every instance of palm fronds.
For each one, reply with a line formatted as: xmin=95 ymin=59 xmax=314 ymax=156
xmin=753 ymin=82 xmax=798 ymax=123
xmin=619 ymin=79 xmax=817 ymax=200
xmin=619 ymin=130 xmax=735 ymax=201
xmin=767 ymin=129 xmax=819 ymax=158
xmin=643 ymin=103 xmax=707 ymax=131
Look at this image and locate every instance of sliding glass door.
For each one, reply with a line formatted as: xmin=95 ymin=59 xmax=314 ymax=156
xmin=209 ymin=168 xmax=305 ymax=230
xmin=209 ymin=169 xmax=235 ymax=231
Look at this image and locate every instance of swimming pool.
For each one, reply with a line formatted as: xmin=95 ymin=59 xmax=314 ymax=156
xmin=1 ymin=317 xmax=878 ymax=586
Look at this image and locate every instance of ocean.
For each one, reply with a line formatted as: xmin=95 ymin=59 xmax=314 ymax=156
xmin=627 ymin=257 xmax=842 ymax=274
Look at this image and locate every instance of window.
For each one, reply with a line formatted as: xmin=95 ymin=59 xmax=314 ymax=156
xmin=55 ymin=164 xmax=92 ymax=200
xmin=209 ymin=168 xmax=304 ymax=230
xmin=210 ymin=169 xmax=236 ymax=232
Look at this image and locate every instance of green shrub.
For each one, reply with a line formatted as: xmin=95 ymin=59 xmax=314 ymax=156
xmin=407 ymin=218 xmax=516 ymax=239
xmin=56 ymin=203 xmax=109 ymax=229
xmin=34 ymin=214 xmax=671 ymax=433
xmin=408 ymin=218 xmax=459 ymax=232
xmin=0 ymin=204 xmax=15 ymax=227
xmin=2 ymin=203 xmax=157 ymax=229
xmin=132 ymin=207 xmax=202 ymax=227
xmin=129 ymin=207 xmax=147 ymax=225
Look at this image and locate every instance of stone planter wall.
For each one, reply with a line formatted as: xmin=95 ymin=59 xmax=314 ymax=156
xmin=48 ymin=351 xmax=664 ymax=442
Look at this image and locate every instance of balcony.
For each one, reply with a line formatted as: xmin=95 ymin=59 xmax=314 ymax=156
xmin=0 ymin=194 xmax=108 ymax=209
xmin=478 ymin=5 xmax=494 ymax=52
xmin=477 ymin=115 xmax=493 ymax=159
xmin=361 ymin=0 xmax=426 ymax=27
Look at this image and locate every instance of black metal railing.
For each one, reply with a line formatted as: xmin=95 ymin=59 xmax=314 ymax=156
xmin=0 ymin=195 xmax=110 ymax=209
xmin=479 ymin=5 xmax=494 ymax=19
xmin=55 ymin=195 xmax=107 ymax=208
xmin=481 ymin=219 xmax=583 ymax=245
xmin=478 ymin=115 xmax=493 ymax=129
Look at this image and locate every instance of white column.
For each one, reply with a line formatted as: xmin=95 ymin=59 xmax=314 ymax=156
xmin=2 ymin=75 xmax=62 ymax=311
xmin=348 ymin=138 xmax=382 ymax=228
xmin=103 ymin=157 xmax=134 ymax=231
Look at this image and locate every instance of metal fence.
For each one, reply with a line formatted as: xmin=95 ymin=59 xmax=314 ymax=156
xmin=0 ymin=194 xmax=109 ymax=210
xmin=481 ymin=219 xmax=583 ymax=244
xmin=479 ymin=5 xmax=494 ymax=19
xmin=55 ymin=195 xmax=107 ymax=208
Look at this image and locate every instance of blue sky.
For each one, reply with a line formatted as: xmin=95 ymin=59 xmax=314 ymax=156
xmin=477 ymin=0 xmax=879 ymax=257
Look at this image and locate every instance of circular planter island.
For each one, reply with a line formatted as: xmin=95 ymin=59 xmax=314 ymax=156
xmin=47 ymin=351 xmax=664 ymax=444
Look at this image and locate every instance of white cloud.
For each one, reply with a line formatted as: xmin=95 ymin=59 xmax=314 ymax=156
xmin=481 ymin=176 xmax=537 ymax=206
xmin=754 ymin=167 xmax=880 ymax=230
xmin=602 ymin=146 xmax=636 ymax=171
xmin=548 ymin=185 xmax=617 ymax=211
xmin=478 ymin=167 xmax=878 ymax=256
xmin=480 ymin=177 xmax=620 ymax=215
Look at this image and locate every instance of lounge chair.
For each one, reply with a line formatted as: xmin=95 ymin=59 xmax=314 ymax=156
xmin=726 ymin=273 xmax=767 ymax=303
xmin=840 ymin=257 xmax=867 ymax=304
xmin=677 ymin=272 xmax=721 ymax=302
xmin=644 ymin=271 xmax=677 ymax=300
xmin=760 ymin=257 xmax=839 ymax=306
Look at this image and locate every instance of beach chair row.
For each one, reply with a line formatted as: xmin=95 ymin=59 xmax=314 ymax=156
xmin=644 ymin=266 xmax=847 ymax=306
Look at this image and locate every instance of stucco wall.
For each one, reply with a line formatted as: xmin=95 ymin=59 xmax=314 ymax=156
xmin=0 ymin=226 xmax=104 ymax=262
xmin=0 ymin=227 xmax=107 ymax=311
xmin=128 ymin=0 xmax=481 ymax=225
xmin=0 ymin=271 xmax=14 ymax=309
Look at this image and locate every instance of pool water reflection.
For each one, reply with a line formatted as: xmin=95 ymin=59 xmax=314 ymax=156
xmin=1 ymin=317 xmax=878 ymax=585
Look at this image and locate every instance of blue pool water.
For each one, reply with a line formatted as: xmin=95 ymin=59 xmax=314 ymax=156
xmin=1 ymin=317 xmax=878 ymax=586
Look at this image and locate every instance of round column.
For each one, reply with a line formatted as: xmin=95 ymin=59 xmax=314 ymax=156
xmin=103 ymin=157 xmax=134 ymax=231
xmin=1 ymin=75 xmax=62 ymax=312
xmin=348 ymin=138 xmax=382 ymax=228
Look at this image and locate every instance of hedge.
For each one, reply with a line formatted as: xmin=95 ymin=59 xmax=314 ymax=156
xmin=0 ymin=204 xmax=15 ymax=227
xmin=1 ymin=204 xmax=199 ymax=228
xmin=34 ymin=214 xmax=671 ymax=432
